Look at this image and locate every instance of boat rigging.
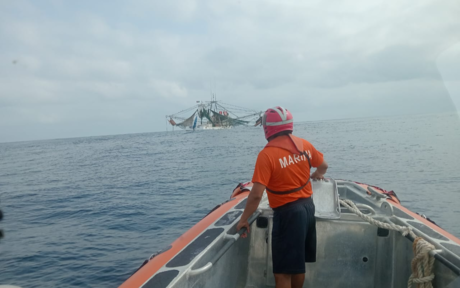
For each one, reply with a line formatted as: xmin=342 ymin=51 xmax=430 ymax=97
xmin=166 ymin=95 xmax=263 ymax=130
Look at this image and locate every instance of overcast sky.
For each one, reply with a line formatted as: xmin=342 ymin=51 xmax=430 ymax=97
xmin=0 ymin=0 xmax=459 ymax=143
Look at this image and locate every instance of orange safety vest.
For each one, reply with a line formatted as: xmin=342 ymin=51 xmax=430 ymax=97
xmin=264 ymin=134 xmax=311 ymax=195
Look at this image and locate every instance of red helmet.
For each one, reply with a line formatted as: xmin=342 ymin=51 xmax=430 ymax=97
xmin=262 ymin=106 xmax=293 ymax=139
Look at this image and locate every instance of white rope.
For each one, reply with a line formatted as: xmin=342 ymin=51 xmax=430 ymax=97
xmin=340 ymin=199 xmax=417 ymax=238
xmin=407 ymin=238 xmax=436 ymax=288
xmin=339 ymin=199 xmax=436 ymax=288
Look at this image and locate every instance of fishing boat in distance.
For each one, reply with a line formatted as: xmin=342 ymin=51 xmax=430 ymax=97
xmin=120 ymin=179 xmax=460 ymax=288
xmin=166 ymin=95 xmax=263 ymax=131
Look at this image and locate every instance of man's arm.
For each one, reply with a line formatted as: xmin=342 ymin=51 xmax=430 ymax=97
xmin=236 ymin=182 xmax=266 ymax=237
xmin=311 ymin=160 xmax=328 ymax=180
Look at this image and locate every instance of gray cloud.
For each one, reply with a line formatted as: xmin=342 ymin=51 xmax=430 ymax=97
xmin=0 ymin=0 xmax=459 ymax=142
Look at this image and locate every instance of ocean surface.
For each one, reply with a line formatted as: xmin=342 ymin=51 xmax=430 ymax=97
xmin=1 ymin=112 xmax=460 ymax=287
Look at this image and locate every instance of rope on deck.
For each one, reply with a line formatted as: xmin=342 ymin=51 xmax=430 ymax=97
xmin=339 ymin=199 xmax=436 ymax=288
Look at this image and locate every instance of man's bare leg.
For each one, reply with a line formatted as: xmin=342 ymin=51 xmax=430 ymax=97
xmin=291 ymin=273 xmax=305 ymax=288
xmin=274 ymin=273 xmax=291 ymax=288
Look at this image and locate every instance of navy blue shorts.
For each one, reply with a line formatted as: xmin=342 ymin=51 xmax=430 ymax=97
xmin=272 ymin=197 xmax=316 ymax=274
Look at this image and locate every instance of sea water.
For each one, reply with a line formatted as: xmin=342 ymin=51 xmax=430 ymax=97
xmin=0 ymin=112 xmax=459 ymax=287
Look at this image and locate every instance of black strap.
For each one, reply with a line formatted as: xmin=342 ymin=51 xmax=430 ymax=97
xmin=302 ymin=151 xmax=312 ymax=169
xmin=266 ymin=151 xmax=312 ymax=195
xmin=266 ymin=176 xmax=311 ymax=195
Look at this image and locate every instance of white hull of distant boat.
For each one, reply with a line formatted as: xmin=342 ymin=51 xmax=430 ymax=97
xmin=201 ymin=125 xmax=232 ymax=130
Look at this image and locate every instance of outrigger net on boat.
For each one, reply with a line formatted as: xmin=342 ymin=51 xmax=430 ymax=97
xmin=167 ymin=96 xmax=263 ymax=130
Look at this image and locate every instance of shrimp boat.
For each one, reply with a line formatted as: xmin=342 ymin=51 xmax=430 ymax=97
xmin=120 ymin=179 xmax=460 ymax=288
xmin=166 ymin=95 xmax=262 ymax=131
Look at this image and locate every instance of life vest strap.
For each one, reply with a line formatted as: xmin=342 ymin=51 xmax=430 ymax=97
xmin=302 ymin=151 xmax=312 ymax=168
xmin=266 ymin=176 xmax=311 ymax=195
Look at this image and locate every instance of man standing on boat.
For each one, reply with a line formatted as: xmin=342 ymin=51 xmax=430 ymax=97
xmin=237 ymin=106 xmax=328 ymax=288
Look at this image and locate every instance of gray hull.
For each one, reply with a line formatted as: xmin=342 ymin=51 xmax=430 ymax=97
xmin=121 ymin=180 xmax=460 ymax=288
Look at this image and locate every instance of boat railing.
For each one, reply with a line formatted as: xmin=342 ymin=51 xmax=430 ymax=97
xmin=188 ymin=210 xmax=262 ymax=276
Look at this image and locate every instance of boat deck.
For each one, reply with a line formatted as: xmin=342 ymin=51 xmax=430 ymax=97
xmin=190 ymin=181 xmax=460 ymax=288
xmin=122 ymin=180 xmax=460 ymax=288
